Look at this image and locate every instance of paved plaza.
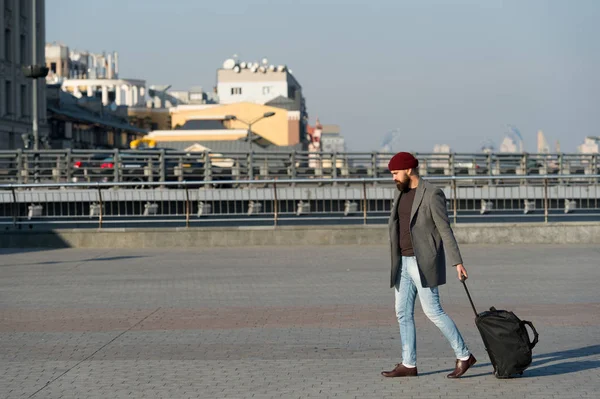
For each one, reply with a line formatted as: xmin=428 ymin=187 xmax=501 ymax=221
xmin=1 ymin=243 xmax=599 ymax=399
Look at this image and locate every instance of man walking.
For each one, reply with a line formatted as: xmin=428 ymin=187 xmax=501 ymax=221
xmin=381 ymin=152 xmax=476 ymax=379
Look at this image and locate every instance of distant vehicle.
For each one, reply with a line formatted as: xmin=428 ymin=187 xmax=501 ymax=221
xmin=71 ymin=149 xmax=234 ymax=188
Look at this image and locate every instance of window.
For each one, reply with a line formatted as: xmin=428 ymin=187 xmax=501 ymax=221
xmin=231 ymin=87 xmax=242 ymax=95
xmin=5 ymin=29 xmax=12 ymax=62
xmin=262 ymin=86 xmax=270 ymax=95
xmin=20 ymin=34 xmax=27 ymax=65
xmin=50 ymin=62 xmax=57 ymax=73
xmin=107 ymin=132 xmax=114 ymax=147
xmin=20 ymin=84 xmax=27 ymax=117
xmin=65 ymin=122 xmax=72 ymax=139
xmin=5 ymin=81 xmax=13 ymax=115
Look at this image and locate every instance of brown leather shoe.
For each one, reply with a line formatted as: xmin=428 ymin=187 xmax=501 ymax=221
xmin=446 ymin=354 xmax=477 ymax=378
xmin=381 ymin=363 xmax=418 ymax=377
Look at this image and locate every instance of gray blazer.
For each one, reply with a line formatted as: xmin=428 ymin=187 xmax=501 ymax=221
xmin=388 ymin=178 xmax=463 ymax=288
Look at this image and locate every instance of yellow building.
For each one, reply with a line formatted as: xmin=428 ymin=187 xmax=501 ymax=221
xmin=142 ymin=102 xmax=300 ymax=147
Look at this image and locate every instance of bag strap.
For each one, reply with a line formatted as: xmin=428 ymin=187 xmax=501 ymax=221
xmin=522 ymin=320 xmax=539 ymax=349
xmin=460 ymin=279 xmax=478 ymax=317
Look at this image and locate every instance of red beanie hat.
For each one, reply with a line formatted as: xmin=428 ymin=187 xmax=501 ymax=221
xmin=388 ymin=152 xmax=418 ymax=171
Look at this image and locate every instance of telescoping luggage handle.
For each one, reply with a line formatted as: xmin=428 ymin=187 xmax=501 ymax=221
xmin=460 ymin=278 xmax=479 ymax=317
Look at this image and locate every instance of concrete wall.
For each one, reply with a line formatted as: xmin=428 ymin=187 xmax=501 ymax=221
xmin=1 ymin=222 xmax=599 ymax=249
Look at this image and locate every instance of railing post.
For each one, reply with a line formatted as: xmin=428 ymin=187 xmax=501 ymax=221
xmin=113 ymin=148 xmax=120 ymax=183
xmin=332 ymin=152 xmax=338 ymax=183
xmin=34 ymin=150 xmax=40 ymax=184
xmin=146 ymin=156 xmax=153 ymax=184
xmin=558 ymin=153 xmax=564 ymax=184
xmin=11 ymin=187 xmax=18 ymax=228
xmin=591 ymin=154 xmax=598 ymax=185
xmin=371 ymin=152 xmax=378 ymax=179
xmin=23 ymin=151 xmax=30 ymax=184
xmin=97 ymin=184 xmax=103 ymax=228
xmin=544 ymin=177 xmax=549 ymax=223
xmin=185 ymin=183 xmax=190 ymax=228
xmin=159 ymin=148 xmax=166 ymax=185
xmin=248 ymin=151 xmax=254 ymax=181
xmin=362 ymin=180 xmax=368 ymax=225
xmin=452 ymin=178 xmax=458 ymax=225
xmin=273 ymin=179 xmax=278 ymax=226
xmin=290 ymin=151 xmax=297 ymax=182
xmin=203 ymin=151 xmax=212 ymax=185
xmin=65 ymin=149 xmax=72 ymax=183
xmin=54 ymin=153 xmax=61 ymax=183
xmin=16 ymin=149 xmax=23 ymax=184
xmin=487 ymin=153 xmax=493 ymax=186
xmin=315 ymin=151 xmax=323 ymax=178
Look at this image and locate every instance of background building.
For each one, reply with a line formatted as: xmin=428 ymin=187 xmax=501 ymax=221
xmin=46 ymin=43 xmax=119 ymax=81
xmin=217 ymin=57 xmax=307 ymax=142
xmin=45 ymin=41 xmax=154 ymax=149
xmin=578 ymin=137 xmax=599 ymax=154
xmin=320 ymin=124 xmax=345 ymax=153
xmin=147 ymin=102 xmax=301 ymax=148
xmin=0 ymin=0 xmax=48 ymax=149
xmin=46 ymin=43 xmax=146 ymax=108
xmin=128 ymin=107 xmax=171 ymax=131
xmin=168 ymin=86 xmax=217 ymax=105
xmin=47 ymin=84 xmax=146 ymax=149
xmin=60 ymin=77 xmax=146 ymax=107
xmin=499 ymin=136 xmax=518 ymax=153
xmin=217 ymin=58 xmax=302 ymax=105
xmin=537 ymin=130 xmax=551 ymax=154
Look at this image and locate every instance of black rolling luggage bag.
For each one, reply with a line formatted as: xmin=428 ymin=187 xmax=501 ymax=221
xmin=461 ymin=279 xmax=539 ymax=378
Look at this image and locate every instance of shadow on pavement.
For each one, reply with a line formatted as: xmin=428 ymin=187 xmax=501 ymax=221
xmin=527 ymin=344 xmax=600 ymax=376
xmin=0 ymin=248 xmax=63 ymax=255
xmin=38 ymin=255 xmax=147 ymax=264
xmin=1 ymin=255 xmax=148 ymax=267
xmin=454 ymin=345 xmax=600 ymax=379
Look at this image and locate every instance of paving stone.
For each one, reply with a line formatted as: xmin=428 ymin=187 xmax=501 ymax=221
xmin=0 ymin=244 xmax=598 ymax=398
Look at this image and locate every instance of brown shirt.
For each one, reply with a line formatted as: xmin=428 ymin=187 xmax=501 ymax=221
xmin=398 ymin=188 xmax=416 ymax=256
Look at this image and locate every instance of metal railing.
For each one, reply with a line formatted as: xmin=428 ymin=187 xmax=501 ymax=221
xmin=1 ymin=175 xmax=599 ymax=228
xmin=1 ymin=149 xmax=598 ymax=185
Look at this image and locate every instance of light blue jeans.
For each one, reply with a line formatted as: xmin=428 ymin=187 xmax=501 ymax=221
xmin=395 ymin=256 xmax=470 ymax=366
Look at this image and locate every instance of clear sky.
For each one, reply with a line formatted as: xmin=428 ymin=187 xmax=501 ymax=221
xmin=47 ymin=0 xmax=600 ymax=152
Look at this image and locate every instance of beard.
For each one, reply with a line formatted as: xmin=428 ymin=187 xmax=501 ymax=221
xmin=396 ymin=179 xmax=409 ymax=192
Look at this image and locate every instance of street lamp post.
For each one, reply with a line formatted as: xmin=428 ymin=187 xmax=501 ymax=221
xmin=224 ymin=112 xmax=275 ymax=180
xmin=22 ymin=0 xmax=48 ymax=151
xmin=224 ymin=112 xmax=276 ymax=151
xmin=22 ymin=1 xmax=49 ymax=183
